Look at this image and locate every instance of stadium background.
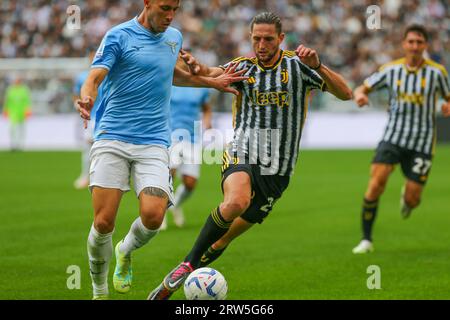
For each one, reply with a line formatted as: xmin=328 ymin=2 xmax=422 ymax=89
xmin=0 ymin=0 xmax=449 ymax=300
xmin=1 ymin=0 xmax=450 ymax=148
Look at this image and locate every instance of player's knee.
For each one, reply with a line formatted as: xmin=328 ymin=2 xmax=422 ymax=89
xmin=140 ymin=207 xmax=165 ymax=230
xmin=94 ymin=217 xmax=115 ymax=234
xmin=222 ymin=196 xmax=251 ymax=217
xmin=183 ymin=177 xmax=197 ymax=191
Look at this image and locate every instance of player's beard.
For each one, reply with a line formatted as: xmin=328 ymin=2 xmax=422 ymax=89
xmin=257 ymin=49 xmax=277 ymax=64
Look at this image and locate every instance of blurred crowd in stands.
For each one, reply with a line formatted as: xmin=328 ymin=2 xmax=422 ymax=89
xmin=1 ymin=0 xmax=449 ymax=85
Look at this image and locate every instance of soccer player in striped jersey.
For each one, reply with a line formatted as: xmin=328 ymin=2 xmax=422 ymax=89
xmin=352 ymin=25 xmax=450 ymax=254
xmin=148 ymin=12 xmax=352 ymax=300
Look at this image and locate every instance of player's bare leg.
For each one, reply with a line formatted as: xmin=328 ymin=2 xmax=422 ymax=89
xmin=88 ymin=187 xmax=123 ymax=299
xmin=199 ymin=217 xmax=253 ymax=267
xmin=365 ymin=163 xmax=395 ymax=201
xmin=170 ymin=171 xmax=252 ymax=267
xmin=353 ymin=163 xmax=394 ymax=254
xmin=400 ymin=179 xmax=423 ymax=219
xmin=148 ymin=172 xmax=251 ymax=300
xmin=114 ymin=187 xmax=167 ymax=293
xmin=220 ymin=172 xmax=252 ymax=219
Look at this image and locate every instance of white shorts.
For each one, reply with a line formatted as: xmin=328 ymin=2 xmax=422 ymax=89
xmin=89 ymin=140 xmax=174 ymax=205
xmin=169 ymin=140 xmax=202 ymax=179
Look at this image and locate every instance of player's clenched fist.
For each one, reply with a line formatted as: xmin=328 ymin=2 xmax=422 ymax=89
xmin=354 ymin=92 xmax=369 ymax=108
xmin=442 ymin=101 xmax=450 ymax=117
xmin=295 ymin=44 xmax=321 ymax=69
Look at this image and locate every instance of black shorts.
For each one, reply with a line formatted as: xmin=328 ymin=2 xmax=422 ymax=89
xmin=221 ymin=152 xmax=290 ymax=224
xmin=372 ymin=141 xmax=433 ymax=185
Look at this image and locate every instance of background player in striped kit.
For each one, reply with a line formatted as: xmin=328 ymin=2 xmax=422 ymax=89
xmin=352 ymin=24 xmax=450 ymax=254
xmin=148 ymin=12 xmax=353 ymax=300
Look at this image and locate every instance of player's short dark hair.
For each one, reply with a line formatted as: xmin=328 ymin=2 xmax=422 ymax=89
xmin=404 ymin=24 xmax=428 ymax=42
xmin=250 ymin=12 xmax=282 ymax=34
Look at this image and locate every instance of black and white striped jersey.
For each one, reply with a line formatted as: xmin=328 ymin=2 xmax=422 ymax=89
xmin=364 ymin=58 xmax=450 ymax=155
xmin=222 ymin=50 xmax=325 ymax=176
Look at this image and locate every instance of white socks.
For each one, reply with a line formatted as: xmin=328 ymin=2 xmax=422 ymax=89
xmin=119 ymin=218 xmax=159 ymax=256
xmin=173 ymin=184 xmax=192 ymax=208
xmin=87 ymin=218 xmax=159 ymax=297
xmin=87 ymin=224 xmax=113 ymax=296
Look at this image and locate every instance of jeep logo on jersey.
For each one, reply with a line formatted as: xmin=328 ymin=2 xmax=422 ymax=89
xmin=165 ymin=41 xmax=178 ymax=54
xmin=250 ymin=89 xmax=291 ymax=108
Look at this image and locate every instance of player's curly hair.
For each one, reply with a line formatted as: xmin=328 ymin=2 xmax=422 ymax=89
xmin=250 ymin=12 xmax=282 ymax=34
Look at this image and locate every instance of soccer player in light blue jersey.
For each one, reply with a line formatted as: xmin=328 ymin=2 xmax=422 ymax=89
xmin=76 ymin=0 xmax=247 ymax=300
xmin=161 ymin=85 xmax=212 ymax=230
xmin=73 ymin=49 xmax=103 ymax=190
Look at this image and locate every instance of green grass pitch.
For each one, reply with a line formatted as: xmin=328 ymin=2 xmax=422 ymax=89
xmin=0 ymin=146 xmax=449 ymax=300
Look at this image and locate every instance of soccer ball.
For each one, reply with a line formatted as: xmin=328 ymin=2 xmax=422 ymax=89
xmin=184 ymin=267 xmax=228 ymax=300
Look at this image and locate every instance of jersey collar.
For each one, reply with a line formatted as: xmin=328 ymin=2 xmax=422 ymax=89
xmin=403 ymin=57 xmax=426 ymax=74
xmin=133 ymin=17 xmax=164 ymax=39
xmin=256 ymin=49 xmax=284 ymax=71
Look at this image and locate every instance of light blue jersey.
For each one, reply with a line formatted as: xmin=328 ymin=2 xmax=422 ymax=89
xmin=92 ymin=17 xmax=183 ymax=146
xmin=73 ymin=70 xmax=103 ymax=126
xmin=170 ymin=86 xmax=210 ymax=143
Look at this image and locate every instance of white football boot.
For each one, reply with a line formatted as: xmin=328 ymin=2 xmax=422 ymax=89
xmin=352 ymin=239 xmax=374 ymax=254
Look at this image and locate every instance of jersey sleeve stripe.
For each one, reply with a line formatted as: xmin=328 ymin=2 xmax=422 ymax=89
xmin=91 ymin=64 xmax=111 ymax=71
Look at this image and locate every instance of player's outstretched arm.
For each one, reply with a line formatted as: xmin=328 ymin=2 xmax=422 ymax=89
xmin=295 ymin=45 xmax=352 ymax=101
xmin=353 ymin=85 xmax=370 ymax=108
xmin=77 ymin=68 xmax=108 ymax=128
xmin=178 ymin=50 xmax=225 ymax=78
xmin=173 ymin=62 xmax=247 ymax=95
